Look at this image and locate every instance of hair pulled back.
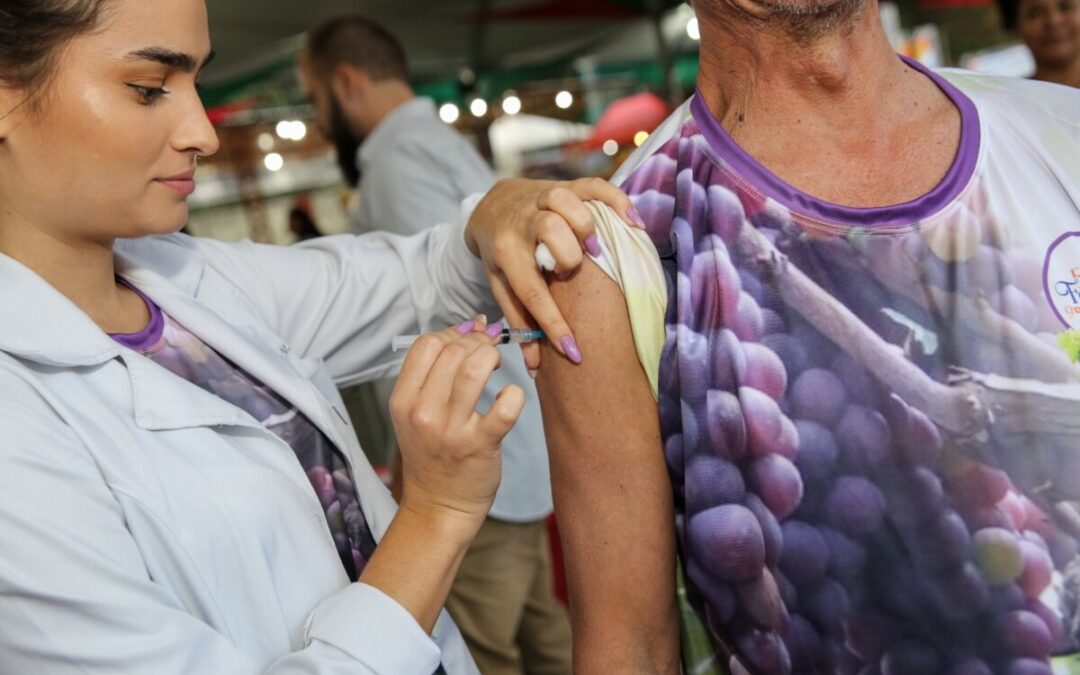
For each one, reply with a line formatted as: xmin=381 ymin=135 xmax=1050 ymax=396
xmin=0 ymin=0 xmax=111 ymax=111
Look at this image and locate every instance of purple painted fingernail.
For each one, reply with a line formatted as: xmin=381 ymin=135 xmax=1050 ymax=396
xmin=485 ymin=320 xmax=505 ymax=338
xmin=556 ymin=270 xmax=573 ymax=281
xmin=628 ymin=206 xmax=645 ymax=228
xmin=560 ymin=335 xmax=582 ymax=364
xmin=455 ymin=320 xmax=476 ymax=335
xmin=584 ymin=234 xmax=602 ymax=258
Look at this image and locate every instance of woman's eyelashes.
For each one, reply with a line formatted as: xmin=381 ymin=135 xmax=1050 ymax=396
xmin=127 ymin=83 xmax=168 ymax=105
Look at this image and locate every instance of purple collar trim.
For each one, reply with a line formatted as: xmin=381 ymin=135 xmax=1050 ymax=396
xmin=109 ymin=279 xmax=165 ymax=351
xmin=690 ymin=55 xmax=980 ymax=228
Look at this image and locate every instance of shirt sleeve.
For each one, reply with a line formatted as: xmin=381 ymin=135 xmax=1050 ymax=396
xmin=163 ymin=220 xmax=500 ymax=387
xmin=0 ymin=373 xmax=444 ymax=675
xmin=582 ymin=201 xmax=669 ymax=400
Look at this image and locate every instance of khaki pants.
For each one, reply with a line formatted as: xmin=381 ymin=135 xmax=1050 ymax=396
xmin=445 ymin=517 xmax=573 ymax=675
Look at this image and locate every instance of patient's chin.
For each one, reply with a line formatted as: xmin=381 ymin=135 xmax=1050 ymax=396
xmin=700 ymin=0 xmax=868 ymax=40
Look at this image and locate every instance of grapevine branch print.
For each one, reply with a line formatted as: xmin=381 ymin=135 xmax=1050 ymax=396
xmin=737 ymin=223 xmax=1080 ymax=508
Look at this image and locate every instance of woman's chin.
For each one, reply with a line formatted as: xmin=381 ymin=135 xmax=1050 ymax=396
xmin=155 ymin=205 xmax=190 ymax=236
xmin=122 ymin=212 xmax=189 ymax=240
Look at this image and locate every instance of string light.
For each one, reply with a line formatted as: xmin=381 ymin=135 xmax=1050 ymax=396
xmin=439 ymin=103 xmax=460 ymax=123
xmin=264 ymin=153 xmax=284 ymax=172
xmin=257 ymin=132 xmax=275 ymax=152
xmin=274 ymin=121 xmax=307 ymax=141
xmin=502 ymin=95 xmax=522 ymax=115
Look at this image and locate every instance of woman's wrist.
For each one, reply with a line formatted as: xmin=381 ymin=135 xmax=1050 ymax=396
xmin=397 ymin=496 xmax=487 ymax=548
xmin=359 ymin=499 xmax=486 ymax=632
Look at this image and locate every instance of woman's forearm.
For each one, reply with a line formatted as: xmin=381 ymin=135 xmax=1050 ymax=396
xmin=358 ymin=504 xmax=479 ymax=633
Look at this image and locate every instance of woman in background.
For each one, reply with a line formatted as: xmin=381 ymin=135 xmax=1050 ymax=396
xmin=998 ymin=0 xmax=1080 ymax=87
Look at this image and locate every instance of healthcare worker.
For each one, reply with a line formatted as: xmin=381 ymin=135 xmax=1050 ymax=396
xmin=0 ymin=1 xmax=634 ymax=673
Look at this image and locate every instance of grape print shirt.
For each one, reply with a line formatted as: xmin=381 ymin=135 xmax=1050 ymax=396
xmin=590 ymin=57 xmax=1080 ymax=675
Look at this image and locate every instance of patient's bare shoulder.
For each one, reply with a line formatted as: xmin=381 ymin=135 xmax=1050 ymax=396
xmin=536 ymin=257 xmax=657 ymax=449
xmin=539 ymin=259 xmax=642 ymax=383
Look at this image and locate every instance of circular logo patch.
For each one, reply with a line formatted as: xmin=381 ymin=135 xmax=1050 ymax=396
xmin=1043 ymin=231 xmax=1080 ymax=329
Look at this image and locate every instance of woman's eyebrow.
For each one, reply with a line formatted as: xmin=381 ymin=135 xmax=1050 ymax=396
xmin=123 ymin=48 xmax=216 ymax=73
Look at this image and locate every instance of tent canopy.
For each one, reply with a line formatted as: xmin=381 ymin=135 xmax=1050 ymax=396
xmin=202 ymin=0 xmax=689 ymax=105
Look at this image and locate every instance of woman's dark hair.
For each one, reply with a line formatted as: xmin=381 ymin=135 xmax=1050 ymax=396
xmin=0 ymin=1 xmax=111 ymax=108
xmin=996 ymin=0 xmax=1021 ymax=31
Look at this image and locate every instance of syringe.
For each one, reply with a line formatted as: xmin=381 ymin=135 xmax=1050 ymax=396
xmin=392 ymin=328 xmax=545 ymax=352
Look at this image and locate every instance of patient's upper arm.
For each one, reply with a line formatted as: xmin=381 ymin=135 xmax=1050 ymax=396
xmin=535 ymin=259 xmax=678 ymax=673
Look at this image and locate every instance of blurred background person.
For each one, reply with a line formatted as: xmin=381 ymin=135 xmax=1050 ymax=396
xmin=288 ymin=200 xmax=323 ymax=242
xmin=998 ymin=0 xmax=1080 ymax=86
xmin=300 ymin=15 xmax=573 ymax=675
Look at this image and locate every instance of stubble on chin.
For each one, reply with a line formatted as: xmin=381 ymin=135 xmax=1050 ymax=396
xmin=700 ymin=0 xmax=868 ymax=43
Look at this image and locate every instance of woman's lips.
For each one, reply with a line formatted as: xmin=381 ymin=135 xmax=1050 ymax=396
xmin=156 ymin=170 xmax=196 ymax=196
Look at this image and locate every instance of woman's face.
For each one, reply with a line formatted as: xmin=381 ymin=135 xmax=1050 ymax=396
xmin=1018 ymin=0 xmax=1080 ymax=68
xmin=0 ymin=0 xmax=218 ymax=246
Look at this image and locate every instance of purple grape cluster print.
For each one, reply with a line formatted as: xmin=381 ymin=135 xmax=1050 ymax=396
xmin=621 ymin=126 xmax=1078 ymax=675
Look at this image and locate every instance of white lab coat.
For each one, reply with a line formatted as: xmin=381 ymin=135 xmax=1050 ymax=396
xmin=0 ymin=223 xmax=497 ymax=674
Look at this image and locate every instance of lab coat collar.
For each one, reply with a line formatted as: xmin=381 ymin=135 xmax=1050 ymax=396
xmin=0 ymin=248 xmax=259 ymax=435
xmin=1 ymin=243 xmax=336 ymax=444
xmin=116 ymin=245 xmax=338 ymax=440
xmin=0 ymin=252 xmax=126 ymax=367
xmin=0 ymin=240 xmax=207 ymax=368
